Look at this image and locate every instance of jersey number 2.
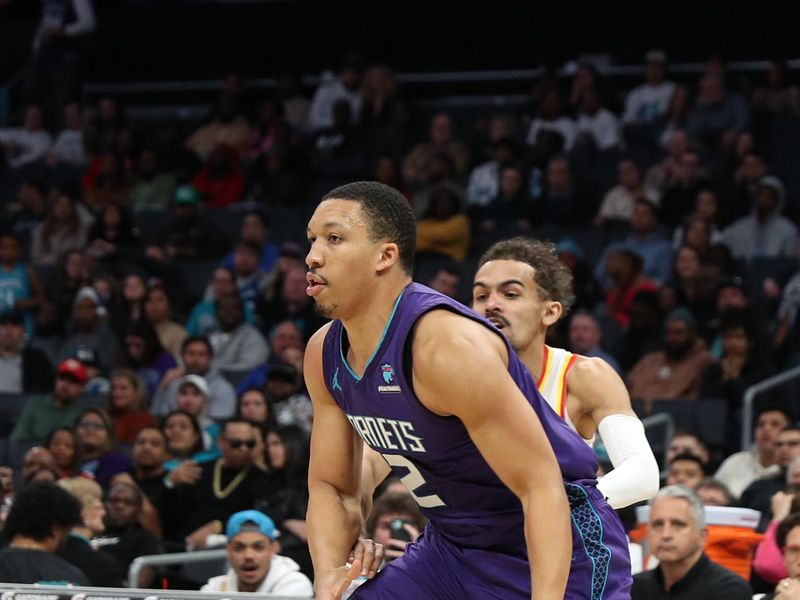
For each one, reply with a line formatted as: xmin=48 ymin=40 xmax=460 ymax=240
xmin=381 ymin=454 xmax=446 ymax=508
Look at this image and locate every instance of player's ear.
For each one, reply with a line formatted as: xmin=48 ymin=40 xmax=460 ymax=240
xmin=542 ymin=301 xmax=563 ymax=327
xmin=377 ymin=242 xmax=400 ymax=273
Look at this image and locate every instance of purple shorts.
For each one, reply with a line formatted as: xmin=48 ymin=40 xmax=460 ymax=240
xmin=353 ymin=485 xmax=632 ymax=600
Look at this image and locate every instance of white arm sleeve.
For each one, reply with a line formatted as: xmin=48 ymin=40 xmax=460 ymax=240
xmin=595 ymin=414 xmax=660 ymax=509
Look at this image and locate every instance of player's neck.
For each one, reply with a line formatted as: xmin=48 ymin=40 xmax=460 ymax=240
xmin=340 ymin=279 xmax=410 ymax=377
xmin=519 ymin=336 xmax=548 ymax=382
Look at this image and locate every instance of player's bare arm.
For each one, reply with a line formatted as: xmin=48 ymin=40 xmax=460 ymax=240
xmin=304 ymin=324 xmax=370 ymax=598
xmin=567 ymin=356 xmax=659 ymax=508
xmin=412 ymin=310 xmax=572 ymax=600
xmin=360 ymin=445 xmax=391 ymax=521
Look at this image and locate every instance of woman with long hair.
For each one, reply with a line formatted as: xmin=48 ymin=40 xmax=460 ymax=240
xmin=45 ymin=426 xmax=82 ymax=478
xmin=261 ymin=425 xmax=311 ymax=575
xmin=143 ymin=285 xmax=187 ymax=359
xmin=110 ymin=272 xmax=147 ymax=339
xmin=30 ymin=189 xmax=88 ymax=268
xmin=108 ymin=368 xmax=156 ymax=445
xmin=123 ymin=319 xmax=178 ymax=399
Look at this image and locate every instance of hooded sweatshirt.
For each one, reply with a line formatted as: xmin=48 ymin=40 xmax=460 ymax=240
xmin=722 ymin=177 xmax=798 ymax=260
xmin=201 ymin=554 xmax=313 ymax=596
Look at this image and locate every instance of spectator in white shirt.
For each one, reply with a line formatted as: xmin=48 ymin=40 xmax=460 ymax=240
xmin=466 ymin=138 xmax=517 ymax=208
xmin=201 ymin=510 xmax=312 ymax=596
xmin=0 ymin=105 xmax=52 ymax=169
xmin=575 ymin=87 xmax=622 ymax=151
xmin=308 ymin=54 xmax=364 ymax=132
xmin=622 ymin=50 xmax=676 ymax=125
xmin=48 ymin=102 xmax=87 ymax=166
xmin=596 ymin=159 xmax=660 ymax=225
xmin=526 ymin=88 xmax=576 ymax=152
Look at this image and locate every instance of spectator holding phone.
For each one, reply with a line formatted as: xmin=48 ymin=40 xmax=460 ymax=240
xmin=365 ymin=492 xmax=427 ymax=564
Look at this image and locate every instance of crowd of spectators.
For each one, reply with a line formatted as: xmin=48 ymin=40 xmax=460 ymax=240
xmin=1 ymin=48 xmax=800 ymax=595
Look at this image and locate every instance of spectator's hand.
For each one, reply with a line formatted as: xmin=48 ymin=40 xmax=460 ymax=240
xmin=772 ymin=491 xmax=795 ymax=522
xmin=170 ymin=460 xmax=201 ymax=486
xmin=347 ymin=538 xmax=384 ymax=579
xmin=720 ymin=355 xmax=745 ymax=381
xmin=764 ymin=277 xmax=782 ymax=300
xmin=775 ymin=577 xmax=800 ymax=598
xmin=145 ymin=245 xmax=166 ymax=262
xmin=315 ymin=560 xmax=364 ymax=600
xmin=185 ymin=520 xmax=220 ymax=551
xmin=385 ymin=522 xmax=420 ymax=561
xmin=88 ymin=239 xmax=115 ymax=258
xmin=159 ymin=366 xmax=186 ymax=388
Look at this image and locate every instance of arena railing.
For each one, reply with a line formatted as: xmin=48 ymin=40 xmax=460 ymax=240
xmin=0 ymin=582 xmax=311 ymax=599
xmin=740 ymin=365 xmax=800 ymax=451
xmin=82 ymin=59 xmax=800 ymax=98
xmin=128 ymin=548 xmax=228 ymax=589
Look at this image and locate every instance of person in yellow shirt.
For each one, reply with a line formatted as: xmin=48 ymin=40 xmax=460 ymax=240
xmin=415 ymin=184 xmax=470 ymax=262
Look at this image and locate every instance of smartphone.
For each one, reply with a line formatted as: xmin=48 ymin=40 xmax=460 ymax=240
xmin=389 ymin=518 xmax=413 ymax=542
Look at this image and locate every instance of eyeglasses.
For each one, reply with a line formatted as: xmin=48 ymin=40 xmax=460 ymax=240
xmin=785 ymin=544 xmax=800 ymax=557
xmin=226 ymin=438 xmax=257 ymax=450
xmin=78 ymin=422 xmax=106 ymax=430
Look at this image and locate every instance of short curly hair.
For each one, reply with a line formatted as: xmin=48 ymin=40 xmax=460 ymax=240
xmin=477 ymin=237 xmax=575 ymax=312
xmin=4 ymin=482 xmax=82 ymax=541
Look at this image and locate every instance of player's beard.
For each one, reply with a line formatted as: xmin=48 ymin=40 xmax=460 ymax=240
xmin=314 ymin=300 xmax=337 ymax=318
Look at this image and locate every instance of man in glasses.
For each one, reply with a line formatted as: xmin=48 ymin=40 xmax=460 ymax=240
xmin=11 ymin=358 xmax=90 ymax=443
xmin=165 ymin=418 xmax=269 ymax=551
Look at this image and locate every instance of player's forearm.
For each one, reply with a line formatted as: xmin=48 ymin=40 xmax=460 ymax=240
xmin=308 ymin=481 xmax=363 ymax=576
xmin=522 ymin=485 xmax=571 ymax=599
xmin=596 ymin=414 xmax=659 ymax=508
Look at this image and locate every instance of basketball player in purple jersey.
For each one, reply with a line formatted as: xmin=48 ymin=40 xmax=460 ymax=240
xmin=304 ymin=182 xmax=631 ymax=599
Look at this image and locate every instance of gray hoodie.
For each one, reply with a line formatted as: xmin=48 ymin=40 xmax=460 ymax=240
xmin=722 ymin=175 xmax=798 ymax=260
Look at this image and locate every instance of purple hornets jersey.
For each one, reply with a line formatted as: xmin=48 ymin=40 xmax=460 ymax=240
xmin=323 ymin=284 xmax=632 ymax=599
xmin=322 ymin=283 xmax=599 ymax=549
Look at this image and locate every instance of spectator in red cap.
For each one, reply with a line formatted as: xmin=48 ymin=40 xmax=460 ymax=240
xmin=10 ymin=358 xmax=91 ymax=443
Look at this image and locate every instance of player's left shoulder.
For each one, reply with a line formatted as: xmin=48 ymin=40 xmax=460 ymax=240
xmin=414 ymin=308 xmax=503 ymax=356
xmin=567 ymin=354 xmax=630 ymax=411
xmin=568 ymin=354 xmax=620 ymax=385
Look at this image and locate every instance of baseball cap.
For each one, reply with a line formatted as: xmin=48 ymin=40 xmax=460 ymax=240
xmin=74 ymin=286 xmax=101 ymax=307
xmin=226 ymin=510 xmax=279 ymax=541
xmin=73 ymin=347 xmax=99 ymax=368
xmin=665 ymin=307 xmax=698 ymax=331
xmin=57 ymin=359 xmax=88 ymax=384
xmin=177 ymin=374 xmax=209 ymax=398
xmin=174 ymin=185 xmax=201 ymax=205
